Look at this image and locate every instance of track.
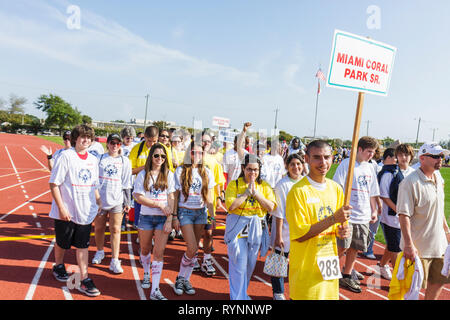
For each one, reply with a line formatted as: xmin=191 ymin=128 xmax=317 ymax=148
xmin=0 ymin=132 xmax=448 ymax=301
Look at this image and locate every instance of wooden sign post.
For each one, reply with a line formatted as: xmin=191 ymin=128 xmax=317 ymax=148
xmin=326 ymin=30 xmax=396 ymax=205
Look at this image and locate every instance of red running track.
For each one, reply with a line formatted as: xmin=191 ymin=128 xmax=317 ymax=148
xmin=0 ymin=133 xmax=448 ymax=300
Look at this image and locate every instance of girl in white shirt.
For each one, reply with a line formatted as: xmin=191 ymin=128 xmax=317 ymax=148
xmin=92 ymin=134 xmax=132 ymax=274
xmin=172 ymin=142 xmax=216 ymax=296
xmin=269 ymin=153 xmax=306 ymax=299
xmin=133 ymin=143 xmax=175 ymax=300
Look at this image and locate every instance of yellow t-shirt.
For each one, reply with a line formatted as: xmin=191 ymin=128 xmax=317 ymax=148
xmin=203 ymin=153 xmax=226 ymax=216
xmin=129 ymin=142 xmax=174 ymax=172
xmin=286 ymin=176 xmax=344 ymax=300
xmin=225 ymin=177 xmax=276 ymax=218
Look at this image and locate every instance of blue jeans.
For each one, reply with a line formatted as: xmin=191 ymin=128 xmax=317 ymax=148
xmin=178 ymin=207 xmax=207 ymax=226
xmin=270 ymin=249 xmax=289 ymax=294
xmin=364 ymin=218 xmax=381 ymax=255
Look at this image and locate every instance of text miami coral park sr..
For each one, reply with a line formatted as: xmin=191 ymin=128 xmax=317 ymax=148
xmin=335 ymin=53 xmax=389 ymax=84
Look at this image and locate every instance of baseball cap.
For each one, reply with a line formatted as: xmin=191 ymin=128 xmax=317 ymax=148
xmin=107 ymin=133 xmax=122 ymax=143
xmin=418 ymin=142 xmax=444 ymax=156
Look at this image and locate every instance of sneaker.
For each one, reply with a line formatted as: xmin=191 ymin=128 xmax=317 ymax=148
xmin=182 ymin=278 xmax=195 ymax=295
xmin=352 ymin=269 xmax=364 ymax=280
xmin=273 ymin=293 xmax=286 ymax=300
xmin=150 ymin=288 xmax=168 ymax=300
xmin=109 ymin=259 xmax=123 ymax=274
xmin=141 ymin=272 xmax=151 ymax=289
xmin=193 ymin=258 xmax=201 ymax=272
xmin=339 ymin=277 xmax=362 ymax=293
xmin=168 ymin=229 xmax=176 ymax=241
xmin=380 ymin=265 xmax=392 ymax=280
xmin=174 ymin=276 xmax=185 ymax=295
xmin=201 ymin=259 xmax=216 ymax=276
xmin=77 ymin=278 xmax=101 ymax=297
xmin=92 ymin=251 xmax=105 ymax=265
xmin=52 ymin=264 xmax=69 ymax=282
xmin=175 ymin=230 xmax=183 ymax=240
xmin=362 ymin=252 xmax=377 ymax=260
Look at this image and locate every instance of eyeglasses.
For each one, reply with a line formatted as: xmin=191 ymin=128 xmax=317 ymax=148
xmin=424 ymin=154 xmax=444 ymax=160
xmin=160 ymin=135 xmax=170 ymax=139
xmin=245 ymin=168 xmax=259 ymax=173
xmin=153 ymin=154 xmax=166 ymax=159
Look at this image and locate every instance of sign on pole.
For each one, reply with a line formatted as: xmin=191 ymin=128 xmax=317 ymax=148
xmin=326 ymin=30 xmax=396 ymax=206
xmin=327 ymin=29 xmax=396 ymax=96
xmin=212 ymin=116 xmax=231 ymax=128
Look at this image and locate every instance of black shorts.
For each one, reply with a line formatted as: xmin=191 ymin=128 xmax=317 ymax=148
xmin=380 ymin=222 xmax=401 ymax=253
xmin=54 ymin=219 xmax=92 ymax=249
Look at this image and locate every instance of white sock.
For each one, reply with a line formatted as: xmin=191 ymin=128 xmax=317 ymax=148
xmin=140 ymin=253 xmax=152 ymax=274
xmin=151 ymin=261 xmax=163 ymax=294
xmin=179 ymin=253 xmax=196 ymax=280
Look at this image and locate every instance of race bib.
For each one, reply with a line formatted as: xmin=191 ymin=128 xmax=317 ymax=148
xmin=317 ymin=256 xmax=341 ymax=280
xmin=237 ymin=224 xmax=249 ymax=239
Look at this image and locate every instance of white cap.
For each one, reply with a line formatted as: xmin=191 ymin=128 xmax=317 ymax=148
xmin=418 ymin=142 xmax=444 ymax=156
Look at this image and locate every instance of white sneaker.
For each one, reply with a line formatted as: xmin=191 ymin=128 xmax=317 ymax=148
xmin=109 ymin=259 xmax=124 ymax=274
xmin=141 ymin=272 xmax=151 ymax=289
xmin=150 ymin=288 xmax=168 ymax=300
xmin=273 ymin=293 xmax=286 ymax=300
xmin=380 ymin=265 xmax=392 ymax=280
xmin=92 ymin=251 xmax=105 ymax=264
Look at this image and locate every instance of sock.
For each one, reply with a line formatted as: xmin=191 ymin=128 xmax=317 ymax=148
xmin=203 ymin=253 xmax=212 ymax=262
xmin=342 ymin=273 xmax=351 ymax=279
xmin=179 ymin=253 xmax=196 ymax=280
xmin=151 ymin=261 xmax=163 ymax=294
xmin=140 ymin=253 xmax=152 ymax=274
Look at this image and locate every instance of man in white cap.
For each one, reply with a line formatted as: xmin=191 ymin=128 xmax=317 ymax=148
xmin=397 ymin=142 xmax=450 ymax=300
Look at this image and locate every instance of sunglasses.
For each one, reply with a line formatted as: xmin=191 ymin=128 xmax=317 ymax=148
xmin=109 ymin=141 xmax=121 ymax=146
xmin=160 ymin=134 xmax=170 ymax=139
xmin=424 ymin=154 xmax=444 ymax=160
xmin=153 ymin=153 xmax=166 ymax=159
xmin=63 ymin=137 xmax=70 ymax=141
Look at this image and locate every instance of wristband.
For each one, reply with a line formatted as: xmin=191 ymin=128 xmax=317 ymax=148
xmin=47 ymin=155 xmax=52 ymax=160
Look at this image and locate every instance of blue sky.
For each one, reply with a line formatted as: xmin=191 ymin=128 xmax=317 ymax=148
xmin=0 ymin=0 xmax=449 ymax=143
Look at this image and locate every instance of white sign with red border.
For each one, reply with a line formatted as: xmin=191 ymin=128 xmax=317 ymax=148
xmin=212 ymin=116 xmax=231 ymax=128
xmin=326 ymin=30 xmax=396 ymax=96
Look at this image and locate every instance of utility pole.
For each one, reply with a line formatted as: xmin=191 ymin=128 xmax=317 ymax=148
xmin=144 ymin=94 xmax=149 ymax=128
xmin=415 ymin=117 xmax=421 ymax=146
xmin=366 ymin=120 xmax=371 ymax=136
xmin=274 ymin=107 xmax=279 ymax=130
xmin=432 ymin=128 xmax=438 ymax=141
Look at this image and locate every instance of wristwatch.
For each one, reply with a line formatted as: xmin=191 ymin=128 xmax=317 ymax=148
xmin=47 ymin=155 xmax=52 ymax=160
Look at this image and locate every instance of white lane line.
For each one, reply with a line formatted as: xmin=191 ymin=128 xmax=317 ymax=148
xmin=29 ymin=205 xmax=34 ymax=211
xmin=32 ymin=213 xmax=37 ymax=219
xmin=24 ymin=239 xmax=55 ymax=300
xmin=164 ymin=278 xmax=175 ymax=289
xmin=126 ymin=230 xmax=146 ymax=300
xmin=22 ymin=147 xmax=48 ymax=170
xmin=0 ymin=168 xmax=46 ymax=179
xmin=0 ymin=175 xmax=50 ymax=192
xmin=0 ymin=190 xmax=50 ymax=221
xmin=211 ymin=256 xmax=229 ymax=280
xmin=253 ymin=275 xmax=272 ymax=287
xmin=367 ymin=288 xmax=388 ymax=300
xmin=339 ymin=292 xmax=351 ymax=300
xmin=5 ymin=146 xmax=18 ymax=175
xmin=24 ymin=195 xmax=29 ymax=199
xmin=36 ymin=222 xmax=42 ymax=228
xmin=61 ymin=286 xmax=74 ymax=300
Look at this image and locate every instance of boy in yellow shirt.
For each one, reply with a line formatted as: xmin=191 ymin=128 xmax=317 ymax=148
xmin=286 ymin=140 xmax=351 ymax=300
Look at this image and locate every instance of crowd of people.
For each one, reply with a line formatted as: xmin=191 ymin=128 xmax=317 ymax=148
xmin=41 ymin=122 xmax=449 ymax=300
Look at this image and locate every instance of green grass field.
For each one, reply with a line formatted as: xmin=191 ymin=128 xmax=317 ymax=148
xmin=326 ymin=163 xmax=450 ymax=244
xmin=38 ymin=135 xmax=106 ymax=149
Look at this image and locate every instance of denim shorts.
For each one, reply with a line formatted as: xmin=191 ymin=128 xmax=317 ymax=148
xmin=178 ymin=207 xmax=207 ymax=226
xmin=138 ymin=214 xmax=167 ymax=231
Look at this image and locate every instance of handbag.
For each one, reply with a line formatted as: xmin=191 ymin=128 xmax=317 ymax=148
xmin=263 ymin=248 xmax=289 ymax=278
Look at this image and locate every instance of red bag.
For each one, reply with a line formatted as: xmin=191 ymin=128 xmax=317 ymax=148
xmin=128 ymin=207 xmax=135 ymax=223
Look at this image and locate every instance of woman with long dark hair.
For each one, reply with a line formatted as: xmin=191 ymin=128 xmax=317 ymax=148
xmin=133 ymin=143 xmax=175 ymax=300
xmin=172 ymin=141 xmax=216 ymax=296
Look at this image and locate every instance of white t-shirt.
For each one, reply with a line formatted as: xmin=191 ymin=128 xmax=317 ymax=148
xmin=261 ymin=154 xmax=286 ymax=188
xmin=121 ymin=142 xmax=137 ymax=158
xmin=49 ymin=148 xmax=99 ymax=225
xmin=52 ymin=148 xmax=68 ymax=165
xmin=87 ymin=141 xmax=105 ymax=158
xmin=379 ymin=166 xmax=415 ymax=229
xmin=98 ymin=153 xmax=132 ymax=210
xmin=270 ymin=175 xmax=301 ymax=252
xmin=133 ymin=170 xmax=176 ymax=216
xmin=175 ymin=166 xmax=215 ymax=209
xmin=332 ymin=158 xmax=380 ymax=224
xmin=223 ymin=149 xmax=246 ymax=185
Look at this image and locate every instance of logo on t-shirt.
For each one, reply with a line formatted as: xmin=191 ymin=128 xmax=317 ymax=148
xmin=150 ymin=187 xmax=162 ymax=198
xmin=318 ymin=206 xmax=334 ymax=221
xmin=357 ymin=175 xmax=369 ymax=188
xmin=104 ymin=164 xmax=118 ymax=177
xmin=78 ymin=169 xmax=92 ymax=183
xmin=191 ymin=177 xmax=202 ymax=194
